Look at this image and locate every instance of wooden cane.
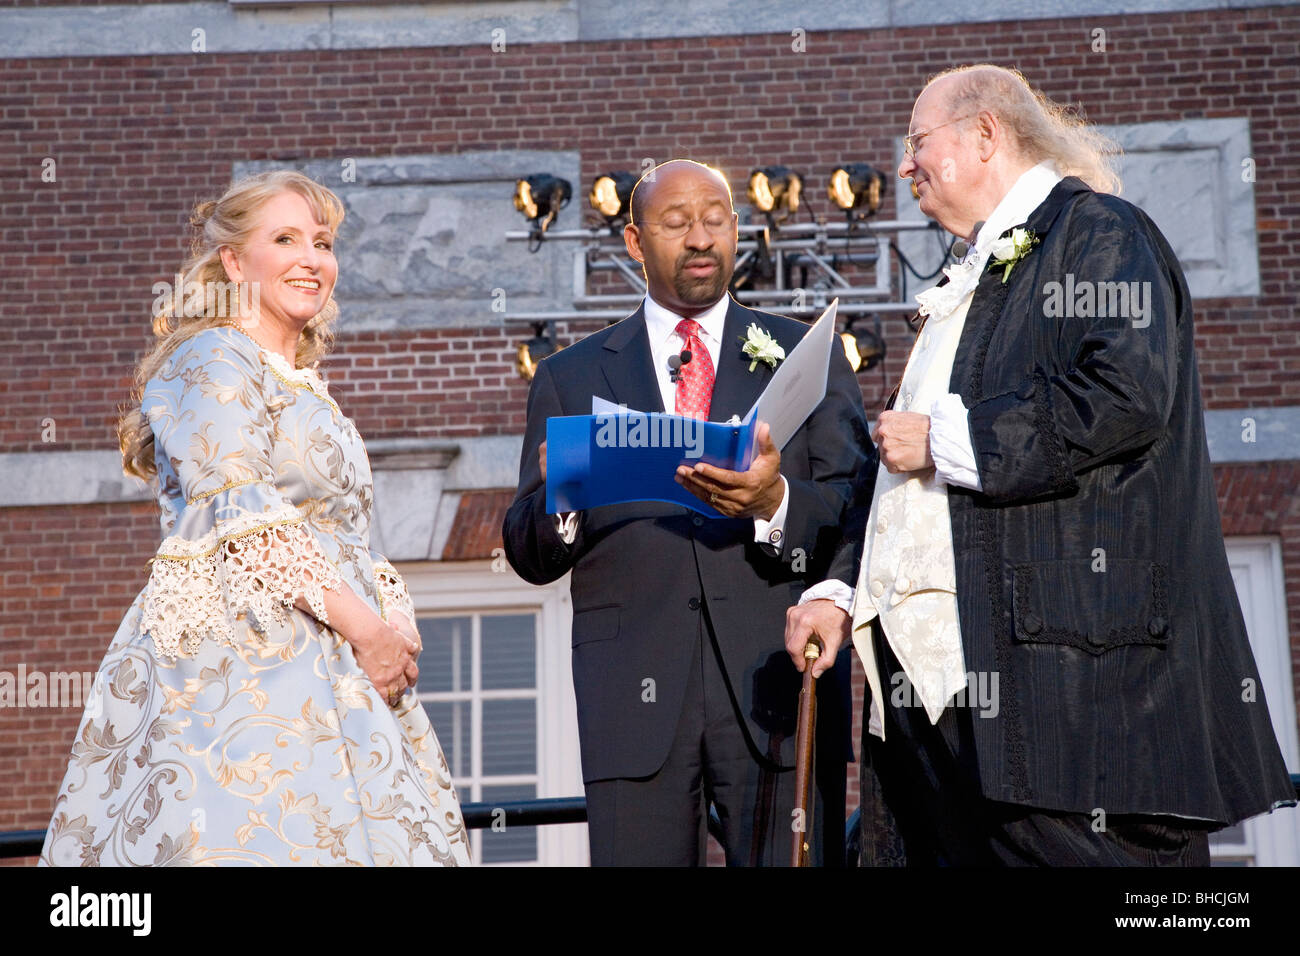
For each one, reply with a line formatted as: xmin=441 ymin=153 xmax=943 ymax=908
xmin=790 ymin=637 xmax=822 ymax=867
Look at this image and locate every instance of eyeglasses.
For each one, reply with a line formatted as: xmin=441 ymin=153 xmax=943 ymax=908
xmin=637 ymin=212 xmax=735 ymax=240
xmin=904 ymin=113 xmax=977 ymax=158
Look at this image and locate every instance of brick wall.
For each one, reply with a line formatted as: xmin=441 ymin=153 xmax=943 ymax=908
xmin=2 ymin=7 xmax=1298 ymax=842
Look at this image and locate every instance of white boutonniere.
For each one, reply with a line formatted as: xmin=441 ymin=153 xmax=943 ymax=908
xmin=740 ymin=323 xmax=785 ymax=372
xmin=987 ymin=227 xmax=1039 ymax=284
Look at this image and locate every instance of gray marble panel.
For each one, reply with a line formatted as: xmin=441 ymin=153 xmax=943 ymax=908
xmin=1205 ymin=408 xmax=1300 ymax=464
xmin=234 ymin=151 xmax=581 ymax=330
xmin=7 ymin=1 xmax=1288 ymax=59
xmin=1102 ymin=118 xmax=1259 ymax=298
xmin=0 ymin=1 xmax=576 ymax=59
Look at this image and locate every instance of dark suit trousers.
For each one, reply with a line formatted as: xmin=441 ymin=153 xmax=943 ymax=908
xmin=585 ymin=599 xmax=841 ymax=866
xmin=859 ymin=633 xmax=1211 ymax=867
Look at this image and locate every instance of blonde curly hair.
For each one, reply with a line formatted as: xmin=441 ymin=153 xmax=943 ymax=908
xmin=119 ymin=170 xmax=346 ymax=480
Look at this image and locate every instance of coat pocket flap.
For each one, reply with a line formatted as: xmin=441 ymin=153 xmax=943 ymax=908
xmin=1012 ymin=559 xmax=1170 ymax=654
xmin=571 ymin=604 xmax=620 ymax=647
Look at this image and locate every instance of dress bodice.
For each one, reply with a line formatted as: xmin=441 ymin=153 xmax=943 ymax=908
xmin=138 ymin=325 xmax=409 ymax=658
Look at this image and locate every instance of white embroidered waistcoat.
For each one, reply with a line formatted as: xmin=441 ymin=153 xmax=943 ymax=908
xmin=850 ymin=161 xmax=1063 ymax=739
xmin=851 ymin=294 xmax=971 ymax=738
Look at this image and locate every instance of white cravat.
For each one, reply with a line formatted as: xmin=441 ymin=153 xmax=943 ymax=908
xmin=802 ymin=161 xmax=1062 ymax=739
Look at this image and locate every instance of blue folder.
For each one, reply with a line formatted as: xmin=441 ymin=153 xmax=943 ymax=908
xmin=545 ymin=410 xmax=757 ymax=517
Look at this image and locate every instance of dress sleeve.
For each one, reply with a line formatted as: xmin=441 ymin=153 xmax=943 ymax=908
xmin=369 ymin=551 xmax=416 ymax=627
xmin=138 ymin=329 xmax=344 ymax=660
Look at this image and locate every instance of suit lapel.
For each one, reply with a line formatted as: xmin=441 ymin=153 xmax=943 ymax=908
xmin=948 ymin=266 xmax=1015 ymax=400
xmin=599 ymin=305 xmax=666 ymax=414
xmin=949 ymin=177 xmax=1093 ymax=399
xmin=709 ymin=298 xmax=773 ymax=423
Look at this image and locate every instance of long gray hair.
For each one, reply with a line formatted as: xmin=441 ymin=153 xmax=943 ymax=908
xmin=929 ymin=64 xmax=1122 ymax=194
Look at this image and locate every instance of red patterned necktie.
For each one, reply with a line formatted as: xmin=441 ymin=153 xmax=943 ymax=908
xmin=673 ymin=318 xmax=715 ymax=420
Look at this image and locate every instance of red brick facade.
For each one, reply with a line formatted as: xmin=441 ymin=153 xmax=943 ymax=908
xmin=2 ymin=6 xmax=1298 ymax=843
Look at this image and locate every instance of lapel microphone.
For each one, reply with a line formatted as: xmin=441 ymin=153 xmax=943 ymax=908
xmin=668 ymin=350 xmax=692 ymax=384
xmin=950 ymin=220 xmax=984 ymax=260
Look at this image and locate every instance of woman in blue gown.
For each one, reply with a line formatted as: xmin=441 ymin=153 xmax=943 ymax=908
xmin=41 ymin=171 xmax=470 ymax=866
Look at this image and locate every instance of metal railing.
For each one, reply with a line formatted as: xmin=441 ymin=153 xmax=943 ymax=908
xmin=6 ymin=776 xmax=1298 ymax=863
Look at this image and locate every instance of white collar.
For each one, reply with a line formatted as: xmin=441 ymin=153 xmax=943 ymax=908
xmin=643 ymin=292 xmax=731 ymax=347
xmin=915 ymin=161 xmax=1062 ymax=320
xmin=972 ymin=161 xmax=1062 ymax=258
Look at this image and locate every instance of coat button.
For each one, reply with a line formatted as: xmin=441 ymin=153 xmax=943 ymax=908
xmin=876 ymin=517 xmax=888 ymax=534
xmin=1022 ymin=613 xmax=1043 ymax=635
xmin=688 ymin=597 xmax=701 ymax=611
xmin=692 ymin=516 xmax=704 ymax=527
xmin=895 ymin=576 xmax=911 ymax=593
xmin=870 ymin=580 xmax=884 ymax=598
xmin=1147 ymin=616 xmax=1168 ymax=637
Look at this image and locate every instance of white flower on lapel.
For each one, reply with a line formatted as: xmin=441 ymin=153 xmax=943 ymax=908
xmin=740 ymin=323 xmax=785 ymax=372
xmin=988 ymin=227 xmax=1039 ymax=283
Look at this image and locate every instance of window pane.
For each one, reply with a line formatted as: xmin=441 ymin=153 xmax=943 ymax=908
xmin=1210 ymin=824 xmax=1246 ymax=846
xmin=482 ymin=614 xmax=536 ymax=690
xmin=482 ymin=698 xmax=536 ymax=775
xmin=424 ymin=700 xmax=471 ymax=780
xmin=480 ymin=783 xmax=537 ymax=863
xmin=417 ymin=616 xmax=472 ymax=694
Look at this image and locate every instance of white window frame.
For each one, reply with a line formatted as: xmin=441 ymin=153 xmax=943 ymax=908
xmin=399 ymin=560 xmax=586 ymax=866
xmin=1218 ymin=536 xmax=1300 ymax=866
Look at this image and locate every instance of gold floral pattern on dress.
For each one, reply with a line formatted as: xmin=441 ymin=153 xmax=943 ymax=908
xmin=41 ymin=327 xmax=470 ymax=867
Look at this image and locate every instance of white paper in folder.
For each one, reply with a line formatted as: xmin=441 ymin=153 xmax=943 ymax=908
xmin=744 ymin=298 xmax=837 ymax=451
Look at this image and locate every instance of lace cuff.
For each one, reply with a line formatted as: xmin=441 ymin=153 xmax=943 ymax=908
xmin=372 ymin=560 xmax=415 ymax=626
xmin=141 ymin=507 xmax=344 ymax=660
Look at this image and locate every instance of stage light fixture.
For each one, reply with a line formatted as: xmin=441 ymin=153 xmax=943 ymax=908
xmin=515 ymin=321 xmax=560 ymax=382
xmin=513 ymin=174 xmax=572 ymax=246
xmin=747 ymin=166 xmax=803 ymax=225
xmin=840 ymin=319 xmax=886 ymax=374
xmin=829 ymin=164 xmax=887 ymax=219
xmin=589 ymin=171 xmax=638 ymax=229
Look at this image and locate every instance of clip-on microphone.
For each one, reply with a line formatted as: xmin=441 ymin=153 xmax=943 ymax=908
xmin=950 ymin=220 xmax=984 ymax=260
xmin=668 ymin=349 xmax=692 ymax=384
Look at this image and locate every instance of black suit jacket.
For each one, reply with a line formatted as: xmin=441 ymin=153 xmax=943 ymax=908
xmin=831 ymin=178 xmax=1295 ymax=823
xmin=504 ymin=296 xmax=874 ymax=783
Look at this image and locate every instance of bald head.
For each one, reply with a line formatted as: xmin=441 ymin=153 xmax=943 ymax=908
xmin=623 ymin=159 xmax=738 ymax=318
xmin=630 ymin=160 xmax=733 ymax=226
xmin=898 ymin=65 xmax=1043 ymax=237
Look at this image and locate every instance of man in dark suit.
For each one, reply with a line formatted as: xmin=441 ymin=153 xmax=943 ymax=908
xmin=503 ymin=160 xmax=873 ymax=865
xmin=787 ymin=65 xmax=1296 ymax=865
